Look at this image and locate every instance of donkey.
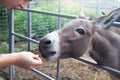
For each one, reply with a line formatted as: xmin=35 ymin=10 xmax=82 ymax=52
xmin=38 ymin=12 xmax=120 ymax=80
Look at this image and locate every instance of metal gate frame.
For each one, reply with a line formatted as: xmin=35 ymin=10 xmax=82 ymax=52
xmin=8 ymin=4 xmax=120 ymax=80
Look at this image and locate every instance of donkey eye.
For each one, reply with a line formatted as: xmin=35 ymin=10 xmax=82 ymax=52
xmin=75 ymin=28 xmax=85 ymax=35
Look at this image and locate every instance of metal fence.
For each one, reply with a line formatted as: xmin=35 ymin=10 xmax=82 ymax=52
xmin=8 ymin=0 xmax=120 ymax=80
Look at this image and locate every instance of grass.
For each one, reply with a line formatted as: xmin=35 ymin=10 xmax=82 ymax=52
xmin=0 ymin=41 xmax=38 ymax=54
xmin=15 ymin=43 xmax=38 ymax=52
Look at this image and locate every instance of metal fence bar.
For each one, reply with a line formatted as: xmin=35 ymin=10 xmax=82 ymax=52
xmin=17 ymin=8 xmax=76 ymax=19
xmin=56 ymin=0 xmax=62 ymax=80
xmin=12 ymin=32 xmax=39 ymax=44
xmin=74 ymin=57 xmax=120 ymax=75
xmin=17 ymin=8 xmax=120 ymax=25
xmin=27 ymin=3 xmax=32 ymax=51
xmin=8 ymin=9 xmax=15 ymax=80
xmin=112 ymin=21 xmax=120 ymax=27
xmin=17 ymin=8 xmax=120 ymax=27
xmin=56 ymin=59 xmax=60 ymax=80
xmin=31 ymin=68 xmax=55 ymax=80
xmin=96 ymin=0 xmax=100 ymax=17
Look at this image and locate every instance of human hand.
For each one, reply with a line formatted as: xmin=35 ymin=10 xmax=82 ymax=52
xmin=14 ymin=52 xmax=42 ymax=70
xmin=0 ymin=0 xmax=31 ymax=9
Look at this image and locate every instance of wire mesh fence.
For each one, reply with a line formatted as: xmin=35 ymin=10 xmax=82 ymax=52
xmin=0 ymin=5 xmax=8 ymax=41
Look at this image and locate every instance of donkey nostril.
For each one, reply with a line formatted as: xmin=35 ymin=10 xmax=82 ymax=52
xmin=44 ymin=40 xmax=52 ymax=45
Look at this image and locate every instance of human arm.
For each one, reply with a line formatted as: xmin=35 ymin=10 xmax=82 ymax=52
xmin=0 ymin=52 xmax=42 ymax=70
xmin=0 ymin=0 xmax=31 ymax=9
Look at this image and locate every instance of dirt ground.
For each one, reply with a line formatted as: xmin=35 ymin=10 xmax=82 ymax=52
xmin=0 ymin=49 xmax=111 ymax=80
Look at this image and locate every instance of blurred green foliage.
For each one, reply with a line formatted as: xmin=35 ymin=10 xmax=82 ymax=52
xmin=0 ymin=42 xmax=9 ymax=53
xmin=0 ymin=5 xmax=8 ymax=41
xmin=0 ymin=0 xmax=97 ymax=53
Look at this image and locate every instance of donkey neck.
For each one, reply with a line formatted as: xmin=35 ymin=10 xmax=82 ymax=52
xmin=90 ymin=28 xmax=120 ymax=68
xmin=92 ymin=28 xmax=117 ymax=56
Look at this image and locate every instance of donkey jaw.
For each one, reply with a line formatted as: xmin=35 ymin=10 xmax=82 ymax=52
xmin=39 ymin=31 xmax=61 ymax=60
xmin=41 ymin=51 xmax=60 ymax=60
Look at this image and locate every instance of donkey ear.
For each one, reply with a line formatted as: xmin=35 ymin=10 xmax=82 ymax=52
xmin=76 ymin=9 xmax=87 ymax=19
xmin=91 ymin=16 xmax=106 ymax=26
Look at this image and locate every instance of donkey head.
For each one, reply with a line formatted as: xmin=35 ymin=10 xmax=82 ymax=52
xmin=39 ymin=19 xmax=95 ymax=60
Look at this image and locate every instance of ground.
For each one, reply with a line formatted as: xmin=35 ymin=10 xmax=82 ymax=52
xmin=0 ymin=49 xmax=111 ymax=80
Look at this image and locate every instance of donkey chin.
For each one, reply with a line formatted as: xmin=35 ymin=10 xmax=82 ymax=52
xmin=38 ymin=31 xmax=61 ymax=60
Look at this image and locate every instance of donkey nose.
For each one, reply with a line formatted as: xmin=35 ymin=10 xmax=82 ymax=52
xmin=40 ymin=38 xmax=53 ymax=47
xmin=43 ymin=39 xmax=52 ymax=45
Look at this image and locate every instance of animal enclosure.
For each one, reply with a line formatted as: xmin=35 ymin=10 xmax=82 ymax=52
xmin=1 ymin=0 xmax=120 ymax=80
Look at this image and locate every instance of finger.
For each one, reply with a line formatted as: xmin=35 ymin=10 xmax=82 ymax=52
xmin=32 ymin=55 xmax=42 ymax=62
xmin=32 ymin=59 xmax=43 ymax=66
xmin=20 ymin=3 xmax=29 ymax=9
xmin=19 ymin=4 xmax=24 ymax=9
xmin=32 ymin=54 xmax=40 ymax=60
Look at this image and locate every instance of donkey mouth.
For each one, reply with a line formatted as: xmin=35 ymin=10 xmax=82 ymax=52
xmin=41 ymin=51 xmax=56 ymax=58
xmin=48 ymin=51 xmax=56 ymax=56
